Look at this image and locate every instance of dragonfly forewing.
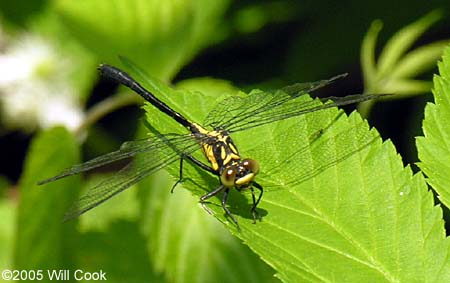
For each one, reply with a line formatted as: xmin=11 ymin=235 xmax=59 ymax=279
xmin=63 ymin=133 xmax=200 ymax=221
xmin=256 ymin=118 xmax=377 ymax=190
xmin=204 ymin=74 xmax=350 ymax=132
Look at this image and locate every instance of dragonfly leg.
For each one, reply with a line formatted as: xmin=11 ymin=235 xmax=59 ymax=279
xmin=221 ymin=188 xmax=239 ymax=228
xmin=171 ymin=155 xmax=185 ymax=193
xmin=185 ymin=154 xmax=217 ymax=175
xmin=250 ymin=182 xmax=263 ymax=223
xmin=172 ymin=154 xmax=217 ymax=193
xmin=200 ymin=184 xmax=226 ymax=216
xmin=200 ymin=185 xmax=239 ymax=228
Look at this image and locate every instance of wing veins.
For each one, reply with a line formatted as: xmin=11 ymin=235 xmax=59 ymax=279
xmin=227 ymin=93 xmax=386 ymax=133
xmin=206 ymin=75 xmax=347 ymax=130
xmin=63 ymin=134 xmax=200 ymax=220
xmin=38 ymin=135 xmax=193 ymax=185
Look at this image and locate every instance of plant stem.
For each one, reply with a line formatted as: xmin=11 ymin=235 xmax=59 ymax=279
xmin=74 ymin=92 xmax=142 ymax=138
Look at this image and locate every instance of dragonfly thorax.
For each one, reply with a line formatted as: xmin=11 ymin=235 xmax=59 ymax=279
xmin=192 ymin=124 xmax=241 ymax=171
xmin=191 ymin=123 xmax=259 ymax=188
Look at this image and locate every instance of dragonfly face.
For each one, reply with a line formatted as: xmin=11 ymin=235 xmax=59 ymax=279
xmin=220 ymin=158 xmax=260 ymax=189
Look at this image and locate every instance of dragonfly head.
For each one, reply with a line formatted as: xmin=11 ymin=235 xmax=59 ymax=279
xmin=220 ymin=159 xmax=259 ymax=188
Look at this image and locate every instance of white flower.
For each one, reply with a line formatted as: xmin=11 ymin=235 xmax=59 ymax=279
xmin=0 ymin=32 xmax=84 ymax=132
xmin=39 ymin=90 xmax=84 ymax=131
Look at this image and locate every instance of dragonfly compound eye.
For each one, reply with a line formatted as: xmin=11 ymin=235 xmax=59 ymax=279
xmin=242 ymin=159 xmax=259 ymax=175
xmin=221 ymin=167 xmax=237 ymax=187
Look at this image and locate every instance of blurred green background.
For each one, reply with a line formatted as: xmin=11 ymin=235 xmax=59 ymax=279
xmin=0 ymin=0 xmax=449 ymax=282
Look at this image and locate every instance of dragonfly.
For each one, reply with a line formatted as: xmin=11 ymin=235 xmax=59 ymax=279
xmin=38 ymin=59 xmax=385 ymax=227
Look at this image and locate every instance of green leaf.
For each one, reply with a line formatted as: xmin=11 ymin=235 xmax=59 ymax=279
xmin=390 ymin=40 xmax=450 ymax=79
xmin=130 ymin=67 xmax=450 ymax=282
xmin=175 ymin=77 xmax=238 ymax=97
xmin=383 ymin=79 xmax=432 ymax=96
xmin=138 ymin=171 xmax=279 ymax=283
xmin=377 ymin=10 xmax=442 ymax=77
xmin=74 ymin=173 xmax=141 ymax=232
xmin=78 ymin=219 xmax=163 ymax=283
xmin=417 ymin=44 xmax=450 ymax=208
xmin=0 ymin=198 xmax=15 ymax=270
xmin=232 ymin=2 xmax=298 ymax=34
xmin=53 ymin=0 xmax=230 ymax=81
xmin=14 ymin=127 xmax=81 ymax=270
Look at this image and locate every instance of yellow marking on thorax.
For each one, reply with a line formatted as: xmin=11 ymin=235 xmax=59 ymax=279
xmin=220 ymin=147 xmax=226 ymax=160
xmin=229 ymin=143 xmax=238 ymax=155
xmin=191 ymin=123 xmax=241 ymax=171
xmin=222 ymin=152 xmax=240 ymax=166
xmin=202 ymin=143 xmax=219 ymax=171
xmin=192 ymin=123 xmax=209 ymax=134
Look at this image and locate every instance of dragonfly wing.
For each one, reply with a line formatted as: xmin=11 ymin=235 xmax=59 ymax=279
xmin=38 ymin=138 xmax=156 ymax=185
xmin=204 ymin=74 xmax=348 ymax=131
xmin=261 ymin=119 xmax=378 ymax=189
xmin=279 ymin=73 xmax=347 ymax=96
xmin=230 ymin=92 xmax=387 ymax=133
xmin=38 ymin=134 xmax=196 ymax=185
xmin=63 ymin=134 xmax=200 ymax=221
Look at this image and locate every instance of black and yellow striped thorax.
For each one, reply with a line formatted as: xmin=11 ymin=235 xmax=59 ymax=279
xmin=190 ymin=123 xmax=259 ymax=189
xmin=191 ymin=123 xmax=240 ymax=173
